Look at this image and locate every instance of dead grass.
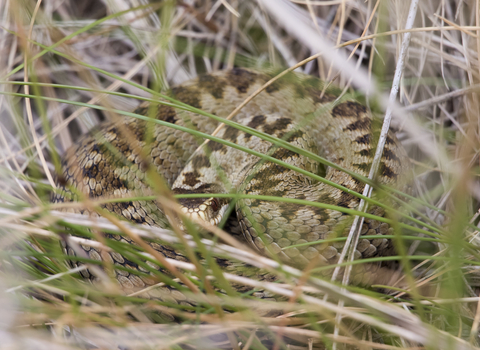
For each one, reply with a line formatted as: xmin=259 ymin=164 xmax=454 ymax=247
xmin=1 ymin=0 xmax=480 ymax=349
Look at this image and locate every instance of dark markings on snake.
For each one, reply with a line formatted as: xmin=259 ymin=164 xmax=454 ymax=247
xmin=163 ymin=244 xmax=187 ymax=260
xmin=263 ymin=71 xmax=281 ymax=93
xmin=173 ymin=184 xmax=213 ymax=194
xmin=353 ymin=162 xmax=372 ymax=172
xmin=118 ymin=201 xmax=132 ymax=211
xmin=131 ymin=215 xmax=147 ymax=224
xmin=265 ymin=80 xmax=281 ymax=93
xmin=89 ymin=166 xmax=99 ymax=178
xmin=243 ymin=132 xmax=254 ymax=142
xmin=354 ymin=134 xmax=371 ymax=145
xmin=90 ymin=143 xmax=101 ymax=154
xmin=56 ymin=174 xmax=68 ymax=187
xmin=215 ymin=258 xmax=231 ymax=268
xmin=198 ymin=74 xmax=224 ymax=99
xmin=278 ymin=202 xmax=303 ymax=218
xmin=262 ymin=117 xmax=291 ymax=135
xmin=381 ymin=163 xmax=397 ymax=179
xmin=332 ymin=101 xmax=367 ymax=118
xmin=385 ymin=135 xmax=396 ymax=145
xmin=285 ymin=130 xmax=305 ymax=143
xmin=307 ymin=87 xmax=336 ymax=104
xmin=177 ymin=196 xmax=207 ymax=209
xmin=382 ymin=148 xmax=400 ymax=162
xmin=138 ymin=159 xmax=149 ymax=172
xmin=171 ymin=86 xmax=202 ymax=109
xmin=83 ymin=157 xmax=95 ymax=175
xmin=313 ymin=205 xmax=331 ymax=222
xmin=209 ymin=141 xmax=227 ymax=153
xmin=356 ymin=149 xmax=371 ymax=157
xmin=173 ymin=190 xmax=213 ymax=208
xmin=337 ymin=192 xmax=356 ymax=208
xmin=228 ymin=68 xmax=258 ymax=93
xmin=299 ymin=77 xmax=336 ymax=104
xmin=191 ymin=155 xmax=211 ymax=169
xmin=252 ymin=177 xmax=286 ymax=197
xmin=350 ymin=177 xmax=362 ymax=188
xmin=255 ymin=181 xmax=279 ymax=197
xmin=182 ymin=171 xmax=201 ymax=186
xmin=273 ymin=164 xmax=291 ymax=175
xmin=344 ymin=118 xmax=371 ymax=132
xmin=157 ymin=105 xmax=178 ymax=124
xmin=132 ymin=104 xmax=149 ymax=117
xmin=223 ymin=125 xmax=240 ymax=142
xmin=272 ymin=147 xmax=297 ymax=161
xmin=247 ymin=115 xmax=267 ymax=129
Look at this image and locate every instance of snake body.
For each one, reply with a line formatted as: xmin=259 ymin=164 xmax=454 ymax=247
xmin=52 ymin=68 xmax=410 ymax=294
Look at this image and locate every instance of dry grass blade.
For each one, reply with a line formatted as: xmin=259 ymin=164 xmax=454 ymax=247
xmin=330 ymin=3 xmax=421 ymax=347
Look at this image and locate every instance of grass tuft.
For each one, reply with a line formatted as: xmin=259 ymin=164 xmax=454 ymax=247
xmin=1 ymin=0 xmax=479 ymax=349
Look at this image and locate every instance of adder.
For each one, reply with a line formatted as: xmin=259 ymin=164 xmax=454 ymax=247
xmin=52 ymin=68 xmax=411 ymax=297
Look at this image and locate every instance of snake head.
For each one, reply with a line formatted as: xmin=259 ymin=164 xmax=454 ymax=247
xmin=172 ymin=187 xmax=230 ymax=226
xmin=180 ymin=196 xmax=229 ymax=225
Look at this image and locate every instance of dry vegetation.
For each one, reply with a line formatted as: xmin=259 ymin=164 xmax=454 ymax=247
xmin=1 ymin=0 xmax=480 ymax=349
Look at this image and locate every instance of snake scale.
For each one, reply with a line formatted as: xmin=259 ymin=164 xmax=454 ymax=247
xmin=52 ymin=68 xmax=411 ymax=301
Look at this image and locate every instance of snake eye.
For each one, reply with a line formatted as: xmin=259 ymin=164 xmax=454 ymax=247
xmin=210 ymin=198 xmax=219 ymax=212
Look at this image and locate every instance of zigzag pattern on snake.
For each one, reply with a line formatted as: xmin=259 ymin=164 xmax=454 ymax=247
xmin=52 ymin=68 xmax=411 ymax=301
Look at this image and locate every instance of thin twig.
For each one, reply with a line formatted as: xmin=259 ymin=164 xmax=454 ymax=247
xmin=330 ymin=0 xmax=420 ymax=347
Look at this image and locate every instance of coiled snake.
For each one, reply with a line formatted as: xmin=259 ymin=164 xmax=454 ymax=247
xmin=52 ymin=68 xmax=410 ymax=299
